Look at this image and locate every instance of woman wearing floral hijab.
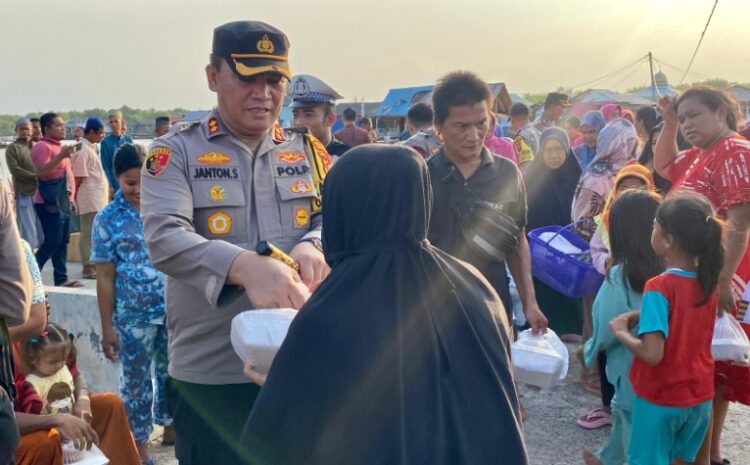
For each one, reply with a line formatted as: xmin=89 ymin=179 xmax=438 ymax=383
xmin=572 ymin=119 xmax=639 ymax=243
xmin=571 ymin=119 xmax=638 ymax=385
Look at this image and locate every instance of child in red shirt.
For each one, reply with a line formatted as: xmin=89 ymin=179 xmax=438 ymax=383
xmin=610 ymin=194 xmax=723 ymax=465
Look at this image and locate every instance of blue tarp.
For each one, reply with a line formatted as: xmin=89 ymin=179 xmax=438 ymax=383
xmin=373 ymin=85 xmax=434 ymax=118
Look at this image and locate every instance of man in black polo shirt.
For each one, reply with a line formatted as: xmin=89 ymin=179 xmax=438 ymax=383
xmin=427 ymin=71 xmax=547 ymax=333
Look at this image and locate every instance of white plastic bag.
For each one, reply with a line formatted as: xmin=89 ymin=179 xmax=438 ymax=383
xmin=712 ymin=313 xmax=750 ymax=366
xmin=538 ymin=232 xmax=582 ymax=255
xmin=62 ymin=442 xmax=108 ymax=465
xmin=230 ymin=308 xmax=298 ymax=374
xmin=511 ymin=329 xmax=569 ymax=388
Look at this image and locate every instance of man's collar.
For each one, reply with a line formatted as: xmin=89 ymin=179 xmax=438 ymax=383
xmin=40 ymin=137 xmax=60 ymax=146
xmin=436 ymin=146 xmax=494 ymax=167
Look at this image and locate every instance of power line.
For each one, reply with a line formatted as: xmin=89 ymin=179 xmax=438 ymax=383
xmin=680 ymin=0 xmax=720 ymax=84
xmin=653 ymin=57 xmax=709 ymax=81
xmin=570 ymin=55 xmax=649 ymax=90
xmin=610 ymin=59 xmax=647 ymax=90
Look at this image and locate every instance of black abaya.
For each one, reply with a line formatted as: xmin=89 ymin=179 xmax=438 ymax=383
xmin=240 ymin=145 xmax=527 ymax=465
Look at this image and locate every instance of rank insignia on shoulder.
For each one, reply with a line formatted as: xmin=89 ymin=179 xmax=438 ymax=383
xmin=290 ymin=179 xmax=313 ymax=194
xmin=294 ymin=208 xmax=310 ymax=227
xmin=144 ymin=147 xmax=172 ymax=177
xmin=209 ymin=186 xmax=227 ymax=202
xmin=197 ymin=152 xmax=231 ymax=165
xmin=207 ymin=117 xmax=220 ymax=136
xmin=272 ymin=123 xmax=286 ymax=142
xmin=308 ymin=136 xmax=333 ymax=173
xmin=207 ymin=212 xmax=231 ymax=235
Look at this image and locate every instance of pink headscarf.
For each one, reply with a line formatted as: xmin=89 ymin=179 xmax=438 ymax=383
xmin=600 ymin=103 xmax=623 ymax=122
xmin=621 ymin=110 xmax=635 ymax=124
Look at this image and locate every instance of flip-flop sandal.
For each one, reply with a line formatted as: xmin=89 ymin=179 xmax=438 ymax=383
xmin=60 ymin=280 xmax=85 ymax=288
xmin=711 ymin=460 xmax=731 ymax=465
xmin=576 ymin=408 xmax=612 ymax=429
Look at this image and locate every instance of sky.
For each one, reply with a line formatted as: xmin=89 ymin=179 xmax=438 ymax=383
xmin=1 ymin=0 xmax=748 ymax=115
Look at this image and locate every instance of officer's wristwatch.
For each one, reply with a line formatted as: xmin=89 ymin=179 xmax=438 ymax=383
xmin=300 ymin=237 xmax=323 ymax=253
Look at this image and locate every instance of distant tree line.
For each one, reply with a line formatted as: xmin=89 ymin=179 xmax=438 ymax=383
xmin=0 ymin=105 xmax=195 ymax=136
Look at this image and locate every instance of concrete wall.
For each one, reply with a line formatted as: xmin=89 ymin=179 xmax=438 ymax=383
xmin=47 ymin=288 xmax=119 ymax=393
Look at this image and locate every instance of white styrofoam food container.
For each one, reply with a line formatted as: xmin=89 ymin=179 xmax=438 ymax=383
xmin=712 ymin=339 xmax=750 ymax=366
xmin=231 ymin=308 xmax=298 ymax=375
xmin=511 ymin=329 xmax=569 ymax=388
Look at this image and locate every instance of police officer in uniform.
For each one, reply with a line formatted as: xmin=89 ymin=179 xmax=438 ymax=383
xmin=140 ymin=21 xmax=331 ymax=465
xmin=288 ymin=74 xmax=351 ymax=159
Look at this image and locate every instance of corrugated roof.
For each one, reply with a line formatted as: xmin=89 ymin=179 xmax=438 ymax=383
xmin=728 ymin=86 xmax=750 ymax=103
xmin=510 ymin=93 xmax=533 ymax=106
xmin=373 ymin=82 xmax=512 ymax=118
xmin=572 ymin=89 xmax=652 ymax=106
xmin=632 ymin=85 xmax=678 ymax=100
xmin=373 ymin=85 xmax=434 ymax=118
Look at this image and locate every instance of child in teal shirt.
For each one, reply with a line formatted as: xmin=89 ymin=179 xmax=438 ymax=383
xmin=583 ymin=190 xmax=663 ymax=465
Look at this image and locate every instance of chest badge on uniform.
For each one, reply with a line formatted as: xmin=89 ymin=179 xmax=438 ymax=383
xmin=207 ymin=117 xmax=220 ymax=136
xmin=197 ymin=152 xmax=231 ymax=165
xmin=276 ymin=152 xmax=306 ymax=165
xmin=207 ymin=212 xmax=231 ymax=235
xmin=290 ymin=179 xmax=313 ymax=194
xmin=209 ymin=186 xmax=227 ymax=202
xmin=294 ymin=208 xmax=310 ymax=227
xmin=144 ymin=147 xmax=172 ymax=177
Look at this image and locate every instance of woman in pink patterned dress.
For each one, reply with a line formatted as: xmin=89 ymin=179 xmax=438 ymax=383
xmin=654 ymin=87 xmax=750 ymax=465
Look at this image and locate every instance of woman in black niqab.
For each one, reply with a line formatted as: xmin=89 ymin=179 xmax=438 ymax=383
xmin=240 ymin=145 xmax=527 ymax=465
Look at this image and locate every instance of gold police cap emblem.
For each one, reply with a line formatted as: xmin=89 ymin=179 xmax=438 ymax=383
xmin=257 ymin=34 xmax=275 ymax=54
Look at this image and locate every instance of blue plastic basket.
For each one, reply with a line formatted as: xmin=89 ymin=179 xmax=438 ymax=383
xmin=528 ymin=223 xmax=604 ymax=298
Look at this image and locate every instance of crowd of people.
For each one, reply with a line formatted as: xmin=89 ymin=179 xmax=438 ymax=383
xmin=2 ymin=18 xmax=750 ymax=465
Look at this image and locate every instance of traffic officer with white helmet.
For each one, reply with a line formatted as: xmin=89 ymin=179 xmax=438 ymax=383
xmin=140 ymin=20 xmax=331 ymax=465
xmin=289 ymin=74 xmax=351 ymax=159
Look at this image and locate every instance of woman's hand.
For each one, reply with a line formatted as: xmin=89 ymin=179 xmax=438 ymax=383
xmin=55 ymin=413 xmax=99 ymax=450
xmin=657 ymin=96 xmax=678 ymax=127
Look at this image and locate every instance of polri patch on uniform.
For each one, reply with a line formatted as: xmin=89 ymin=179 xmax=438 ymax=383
xmin=209 ymin=186 xmax=227 ymax=202
xmin=276 ymin=152 xmax=306 ymax=165
xmin=207 ymin=212 xmax=231 ymax=235
xmin=294 ymin=208 xmax=310 ymax=228
xmin=207 ymin=117 xmax=220 ymax=136
xmin=144 ymin=147 xmax=172 ymax=177
xmin=290 ymin=179 xmax=313 ymax=194
xmin=197 ymin=152 xmax=232 ymax=165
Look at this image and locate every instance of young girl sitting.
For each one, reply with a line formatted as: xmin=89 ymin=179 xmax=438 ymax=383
xmin=610 ymin=194 xmax=723 ymax=465
xmin=20 ymin=323 xmax=77 ymax=416
xmin=582 ymin=190 xmax=663 ymax=465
